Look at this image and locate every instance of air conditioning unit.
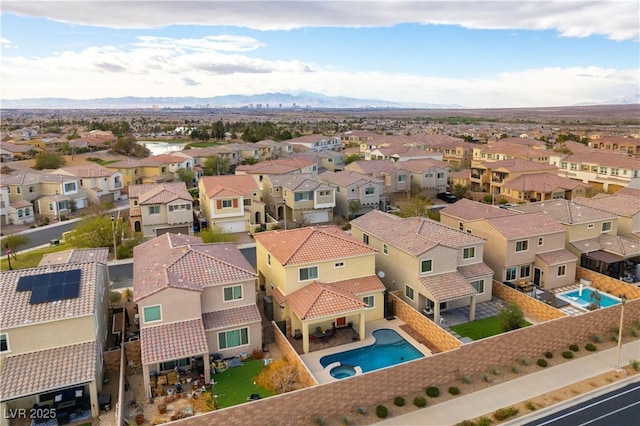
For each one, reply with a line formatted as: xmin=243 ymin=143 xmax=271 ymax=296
xmin=134 ymin=314 xmax=139 ymax=326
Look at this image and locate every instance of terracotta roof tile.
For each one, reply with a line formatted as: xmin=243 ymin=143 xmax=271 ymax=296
xmin=510 ymin=199 xmax=617 ymax=224
xmin=0 ymin=341 xmax=97 ymax=401
xmin=200 ymin=175 xmax=261 ymax=198
xmin=535 ymin=249 xmax=578 ymax=266
xmin=502 ymin=173 xmax=591 ymax=192
xmin=485 ymin=211 xmax=566 ymax=239
xmin=141 ymin=319 xmax=208 ymax=364
xmin=457 ymin=263 xmax=494 ymax=280
xmin=326 ymin=275 xmax=386 ymax=295
xmin=440 ymin=199 xmax=518 ymax=221
xmin=202 ymin=305 xmax=261 ymax=330
xmin=573 ymin=194 xmax=640 ymax=217
xmin=286 ymin=282 xmax=367 ymax=320
xmin=570 ymin=234 xmax=640 ymax=257
xmin=418 ymin=271 xmax=477 ymax=302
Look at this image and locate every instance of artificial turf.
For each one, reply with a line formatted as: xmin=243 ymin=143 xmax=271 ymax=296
xmin=211 ymin=359 xmax=275 ymax=408
xmin=449 ymin=316 xmax=531 ymax=340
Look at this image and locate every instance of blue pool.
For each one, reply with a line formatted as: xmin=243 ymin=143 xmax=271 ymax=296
xmin=557 ymin=288 xmax=621 ymax=308
xmin=320 ymin=329 xmax=424 ymax=378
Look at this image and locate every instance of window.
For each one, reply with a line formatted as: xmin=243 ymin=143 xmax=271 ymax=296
xmin=362 ymin=295 xmax=374 ymax=308
xmin=223 ymin=285 xmax=243 ymax=301
xmin=160 ymin=358 xmax=190 ymax=371
xmin=218 ymin=328 xmax=249 ymax=349
xmin=299 ymin=266 xmax=318 ymax=281
xmin=222 ymin=199 xmax=233 ymax=208
xmin=420 ymin=259 xmax=432 ymax=274
xmin=405 ymin=285 xmax=415 ymax=300
xmin=557 ymin=265 xmax=566 ymax=277
xmin=294 ymin=192 xmax=312 ymax=201
xmin=588 ymin=223 xmax=594 ymax=229
xmin=506 ymin=266 xmax=517 ymax=281
xmin=318 ymin=190 xmax=331 ymax=196
xmin=601 ymin=221 xmax=612 ymax=232
xmin=437 ymin=172 xmax=444 ymax=179
xmin=383 ymin=244 xmax=388 ymax=255
xmin=470 ymin=280 xmax=484 ymax=294
xmin=611 ymin=168 xmax=619 ymax=176
xmin=149 ymin=206 xmax=160 ymax=215
xmin=459 ymin=222 xmax=464 ymax=231
xmin=364 ymin=187 xmax=375 ymax=195
xmin=17 ymin=209 xmax=23 ymax=218
xmin=398 ymin=175 xmax=406 ymax=182
xmin=362 ymin=234 xmax=369 ymax=244
xmin=267 ymin=253 xmax=271 ymax=266
xmin=520 ymin=264 xmax=531 ymax=278
xmin=0 ymin=334 xmax=8 ymax=352
xmin=16 ymin=187 xmax=21 ymax=194
xmin=538 ymin=237 xmax=544 ymax=246
xmin=143 ymin=305 xmax=162 ymax=323
xmin=48 ymin=203 xmax=54 ymax=211
xmin=243 ymin=199 xmax=251 ymax=206
xmin=334 ymin=261 xmax=344 ymax=268
xmin=161 ymin=167 xmax=167 ymax=173
xmin=29 ymin=186 xmax=34 ymax=193
xmin=25 ymin=209 xmax=30 ymax=217
xmin=64 ymin=182 xmax=76 ymax=192
xmin=463 ymin=247 xmax=475 ymax=260
xmin=515 ymin=240 xmax=529 ymax=252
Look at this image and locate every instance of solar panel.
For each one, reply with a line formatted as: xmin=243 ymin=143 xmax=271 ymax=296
xmin=48 ymin=285 xmax=64 ymax=301
xmin=17 ymin=275 xmax=37 ymax=291
xmin=23 ymin=269 xmax=83 ymax=304
xmin=61 ymin=283 xmax=80 ymax=299
xmin=30 ymin=287 xmax=49 ymax=304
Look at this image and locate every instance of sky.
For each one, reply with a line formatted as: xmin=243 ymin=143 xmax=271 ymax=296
xmin=1 ymin=0 xmax=639 ymax=108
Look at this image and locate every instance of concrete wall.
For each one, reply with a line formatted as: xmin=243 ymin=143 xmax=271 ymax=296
xmin=272 ymin=321 xmax=318 ymax=389
xmin=492 ymin=281 xmax=567 ymax=321
xmin=577 ymin=267 xmax=640 ymax=300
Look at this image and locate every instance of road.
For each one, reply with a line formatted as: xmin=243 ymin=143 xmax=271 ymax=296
xmin=20 ymin=221 xmax=79 ymax=249
xmin=523 ymin=381 xmax=640 ymax=426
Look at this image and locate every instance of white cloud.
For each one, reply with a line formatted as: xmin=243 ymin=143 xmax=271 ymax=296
xmin=4 ymin=0 xmax=639 ymax=41
xmin=1 ymin=37 xmax=18 ymax=49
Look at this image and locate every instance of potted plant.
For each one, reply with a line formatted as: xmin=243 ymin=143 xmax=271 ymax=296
xmin=158 ymin=403 xmax=167 ymax=414
xmin=134 ymin=413 xmax=145 ymax=425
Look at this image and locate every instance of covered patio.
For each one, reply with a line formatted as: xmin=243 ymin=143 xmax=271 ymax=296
xmin=418 ymin=271 xmax=480 ymax=325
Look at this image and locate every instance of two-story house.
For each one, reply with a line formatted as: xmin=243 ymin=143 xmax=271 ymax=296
xmin=235 ymin=158 xmax=318 ymax=184
xmin=134 ymin=233 xmax=261 ymax=398
xmin=52 ymin=164 xmax=124 ymax=204
xmin=470 ymin=158 xmax=559 ymax=198
xmin=317 ymin=170 xmax=384 ymax=219
xmin=573 ymin=188 xmax=640 ymax=241
xmin=588 ymin=136 xmax=640 ymax=157
xmin=499 ymin=173 xmax=591 ymax=202
xmin=198 ymin=174 xmax=264 ymax=233
xmin=0 ymin=186 xmax=8 ymax=226
xmin=345 ymin=159 xmax=411 ymax=195
xmin=292 ymin=151 xmax=345 ymax=172
xmin=254 ymin=226 xmax=385 ymax=353
xmin=255 ymin=139 xmax=293 ymax=159
xmin=0 ymin=251 xmax=110 ymax=423
xmin=262 ymin=174 xmax=335 ymax=227
xmin=395 ymin=159 xmax=450 ymax=193
xmin=287 ymin=134 xmax=342 ymax=152
xmin=128 ymin=182 xmax=194 ymax=237
xmin=351 ymin=210 xmax=493 ymax=324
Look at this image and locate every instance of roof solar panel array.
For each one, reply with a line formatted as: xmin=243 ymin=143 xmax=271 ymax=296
xmin=16 ymin=269 xmax=82 ymax=304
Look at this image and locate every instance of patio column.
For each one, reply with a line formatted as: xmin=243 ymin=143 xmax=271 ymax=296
xmin=434 ymin=303 xmax=441 ymax=325
xmin=142 ymin=364 xmax=151 ymax=402
xmin=89 ymin=380 xmax=99 ymax=418
xmin=203 ymin=354 xmax=211 ymax=385
xmin=302 ymin=323 xmax=310 ymax=354
xmin=469 ymin=296 xmax=476 ymax=321
xmin=358 ymin=312 xmax=366 ymax=341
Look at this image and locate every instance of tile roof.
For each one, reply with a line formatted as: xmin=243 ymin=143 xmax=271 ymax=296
xmin=479 ymin=157 xmax=558 ymax=173
xmin=351 ymin=210 xmax=486 ymax=255
xmin=254 ymin=226 xmax=377 ymax=266
xmin=484 ymin=211 xmax=566 ymax=239
xmin=141 ymin=319 xmax=209 ymax=364
xmin=200 ymin=175 xmax=261 ymax=197
xmin=54 ymin=164 xmax=115 ymax=178
xmin=0 ymin=262 xmax=98 ymax=329
xmin=128 ymin=182 xmax=191 ymax=205
xmin=509 ymin=199 xmax=617 ymax=224
xmin=326 ymin=275 xmax=386 ymax=295
xmin=272 ymin=287 xmax=287 ymax=305
xmin=3 ymin=171 xmax=77 ymax=185
xmin=501 ymin=173 xmax=590 ymax=192
xmin=560 ymin=151 xmax=640 ymax=169
xmin=318 ymin=170 xmax=383 ymax=187
xmin=394 ymin=158 xmax=449 ymax=173
xmin=418 ymin=271 xmax=477 ymax=302
xmin=535 ymin=249 xmax=578 ymax=266
xmin=573 ymin=194 xmax=640 ymax=217
xmin=440 ymin=199 xmax=518 ymax=221
xmin=39 ymin=248 xmax=109 ymax=266
xmin=267 ymin=173 xmax=332 ymax=191
xmin=286 ymin=282 xmax=368 ymax=320
xmin=0 ymin=341 xmax=97 ymax=401
xmin=457 ymin=263 xmax=494 ymax=280
xmin=202 ymin=305 xmax=261 ymax=330
xmin=236 ymin=158 xmax=317 ymax=174
xmin=570 ymin=233 xmax=640 ymax=257
xmin=345 ymin=160 xmax=398 ymax=177
xmin=134 ymin=235 xmax=256 ymax=302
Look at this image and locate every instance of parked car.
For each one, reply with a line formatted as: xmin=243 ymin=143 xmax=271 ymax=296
xmin=437 ymin=192 xmax=457 ymax=203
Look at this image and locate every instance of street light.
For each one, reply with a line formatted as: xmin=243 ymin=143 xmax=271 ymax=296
xmin=111 ymin=215 xmax=118 ymax=260
xmin=615 ymin=294 xmax=627 ymax=371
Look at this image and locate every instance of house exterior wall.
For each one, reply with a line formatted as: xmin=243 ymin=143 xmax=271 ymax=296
xmin=205 ymin=321 xmax=262 ymax=359
xmin=565 ymin=219 xmax=618 ymax=243
xmin=137 ymin=288 xmax=202 ymax=328
xmin=200 ymin=279 xmax=256 ymax=313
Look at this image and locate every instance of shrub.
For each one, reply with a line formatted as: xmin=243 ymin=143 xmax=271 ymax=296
xmin=460 ymin=374 xmax=471 ymax=384
xmin=483 ymin=375 xmax=492 ymax=383
xmin=544 ymin=351 xmax=553 ymax=359
xmin=498 ymin=303 xmax=526 ymax=332
xmin=313 ymin=416 xmax=325 ymax=426
xmin=491 ymin=368 xmax=500 ymax=375
xmin=342 ymin=416 xmax=352 ymax=425
xmin=454 ymin=421 xmax=475 ymax=426
xmin=630 ymin=360 xmax=640 ymax=371
xmin=537 ymin=359 xmax=548 ymax=367
xmin=630 ymin=328 xmax=638 ymax=337
xmin=493 ymin=406 xmax=519 ymax=421
xmin=510 ymin=365 xmax=519 ymax=374
xmin=483 ymin=194 xmax=493 ymax=203
xmin=448 ymin=386 xmax=460 ymax=395
xmin=590 ymin=334 xmax=601 ymax=343
xmin=413 ymin=397 xmax=427 ymax=408
xmin=356 ymin=406 xmax=366 ymax=415
xmin=476 ymin=417 xmax=492 ymax=426
xmin=569 ymin=344 xmax=579 ymax=352
xmin=519 ymin=358 xmax=528 ymax=366
xmin=375 ymin=405 xmax=388 ymax=419
xmin=633 ymin=319 xmax=640 ymax=330
xmin=585 ymin=343 xmax=597 ymax=352
xmin=525 ymin=401 xmax=537 ymax=411
xmin=393 ymin=396 xmax=405 ymax=407
xmin=426 ymin=386 xmax=440 ymax=398
xmin=562 ymin=351 xmax=574 ymax=359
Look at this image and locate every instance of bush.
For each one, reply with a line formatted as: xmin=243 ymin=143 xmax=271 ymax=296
xmin=313 ymin=416 xmax=325 ymax=426
xmin=342 ymin=416 xmax=352 ymax=426
xmin=460 ymin=374 xmax=471 ymax=384
xmin=426 ymin=386 xmax=440 ymax=398
xmin=356 ymin=406 xmax=366 ymax=415
xmin=483 ymin=194 xmax=493 ymax=203
xmin=585 ymin=343 xmax=597 ymax=352
xmin=454 ymin=421 xmax=475 ymax=426
xmin=393 ymin=396 xmax=405 ymax=407
xmin=413 ymin=397 xmax=427 ymax=408
xmin=491 ymin=368 xmax=500 ymax=375
xmin=537 ymin=359 xmax=548 ymax=367
xmin=476 ymin=417 xmax=492 ymax=426
xmin=562 ymin=351 xmax=574 ymax=359
xmin=569 ymin=344 xmax=580 ymax=352
xmin=375 ymin=405 xmax=388 ymax=419
xmin=630 ymin=360 xmax=639 ymax=371
xmin=544 ymin=351 xmax=553 ymax=359
xmin=498 ymin=303 xmax=526 ymax=332
xmin=493 ymin=406 xmax=519 ymax=421
xmin=448 ymin=386 xmax=460 ymax=395
xmin=510 ymin=365 xmax=519 ymax=374
xmin=525 ymin=401 xmax=537 ymax=411
xmin=519 ymin=358 xmax=528 ymax=366
xmin=590 ymin=334 xmax=601 ymax=343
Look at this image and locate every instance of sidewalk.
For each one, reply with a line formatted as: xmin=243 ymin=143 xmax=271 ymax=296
xmin=378 ymin=340 xmax=640 ymax=425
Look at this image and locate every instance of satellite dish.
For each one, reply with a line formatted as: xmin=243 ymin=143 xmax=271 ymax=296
xmin=377 ymin=270 xmax=386 ymax=278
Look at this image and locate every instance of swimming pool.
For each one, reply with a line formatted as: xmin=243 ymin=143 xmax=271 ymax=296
xmin=556 ymin=288 xmax=621 ymax=309
xmin=320 ymin=329 xmax=424 ymax=379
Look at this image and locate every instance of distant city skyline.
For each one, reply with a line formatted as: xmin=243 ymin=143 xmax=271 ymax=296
xmin=1 ymin=1 xmax=639 ymax=108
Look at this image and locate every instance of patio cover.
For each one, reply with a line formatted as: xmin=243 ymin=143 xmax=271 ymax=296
xmin=202 ymin=305 xmax=261 ymax=330
xmin=287 ymin=282 xmax=367 ymax=320
xmin=418 ymin=271 xmax=477 ymax=302
xmin=140 ymin=319 xmax=208 ymax=364
xmin=0 ymin=341 xmax=97 ymax=402
xmin=584 ymin=250 xmax=626 ymax=264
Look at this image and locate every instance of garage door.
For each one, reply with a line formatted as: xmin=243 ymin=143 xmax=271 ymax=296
xmin=303 ymin=211 xmax=329 ymax=224
xmin=216 ymin=220 xmax=247 ymax=233
xmin=156 ymin=226 xmax=190 ymax=236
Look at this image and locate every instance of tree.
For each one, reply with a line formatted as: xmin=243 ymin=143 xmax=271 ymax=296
xmin=199 ymin=227 xmax=237 ymax=243
xmin=344 ymin=154 xmax=361 ymax=165
xmin=111 ymin=134 xmax=150 ymax=158
xmin=255 ymin=359 xmax=299 ymax=394
xmin=244 ymin=157 xmax=259 ymax=165
xmin=176 ymin=167 xmax=195 ymax=186
xmin=397 ymin=195 xmax=431 ymax=218
xmin=452 ymin=184 xmax=469 ymax=200
xmin=498 ymin=303 xmax=525 ymax=332
xmin=34 ymin=152 xmax=66 ymax=170
xmin=203 ymin=156 xmax=229 ymax=176
xmin=347 ymin=200 xmax=361 ymax=220
xmin=1 ymin=234 xmax=30 ymax=260
xmin=67 ymin=215 xmax=124 ymax=254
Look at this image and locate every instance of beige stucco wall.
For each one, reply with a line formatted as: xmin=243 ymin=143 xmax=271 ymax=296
xmin=201 ymin=279 xmax=256 ymax=313
xmin=282 ymin=255 xmax=377 ymax=294
xmin=205 ymin=321 xmax=262 ymax=359
xmin=137 ymin=288 xmax=202 ymax=328
xmin=3 ymin=316 xmax=95 ymax=356
xmin=566 ymin=219 xmax=619 ymax=243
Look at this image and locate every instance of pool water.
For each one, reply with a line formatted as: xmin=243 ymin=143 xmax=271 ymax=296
xmin=557 ymin=288 xmax=621 ymax=308
xmin=320 ymin=329 xmax=424 ymax=378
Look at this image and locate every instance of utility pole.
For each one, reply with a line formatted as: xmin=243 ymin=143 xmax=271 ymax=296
xmin=615 ymin=294 xmax=627 ymax=371
xmin=111 ymin=215 xmax=118 ymax=260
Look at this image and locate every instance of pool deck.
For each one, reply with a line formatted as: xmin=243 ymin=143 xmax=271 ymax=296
xmin=299 ymin=318 xmax=432 ymax=384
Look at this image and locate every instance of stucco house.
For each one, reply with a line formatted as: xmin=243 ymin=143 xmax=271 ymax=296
xmin=0 ymin=251 xmax=110 ymax=424
xmin=52 ymin=164 xmax=124 ymax=204
xmin=394 ymin=158 xmax=450 ymax=193
xmin=254 ymin=226 xmax=385 ymax=354
xmin=470 ymin=158 xmax=558 ymax=197
xmin=133 ymin=233 xmax=261 ymax=399
xmin=350 ymin=210 xmax=494 ymax=324
xmin=345 ymin=160 xmax=410 ymax=194
xmin=573 ymin=188 xmax=640 ymax=241
xmin=128 ymin=182 xmax=194 ymax=237
xmin=317 ymin=170 xmax=384 ymax=219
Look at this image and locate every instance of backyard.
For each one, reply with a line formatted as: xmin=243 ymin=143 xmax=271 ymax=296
xmin=450 ymin=316 xmax=532 ymax=341
xmin=211 ymin=359 xmax=275 ymax=408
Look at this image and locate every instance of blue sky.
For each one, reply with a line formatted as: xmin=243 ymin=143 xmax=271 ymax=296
xmin=1 ymin=1 xmax=639 ymax=108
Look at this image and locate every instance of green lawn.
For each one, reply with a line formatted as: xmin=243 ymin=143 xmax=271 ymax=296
xmin=0 ymin=242 xmax=75 ymax=270
xmin=449 ymin=316 xmax=531 ymax=341
xmin=211 ymin=359 xmax=274 ymax=408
